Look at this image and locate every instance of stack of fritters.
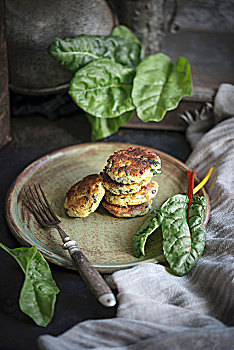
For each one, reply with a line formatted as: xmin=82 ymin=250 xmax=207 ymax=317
xmin=64 ymin=147 xmax=161 ymax=218
xmin=101 ymin=147 xmax=161 ymax=217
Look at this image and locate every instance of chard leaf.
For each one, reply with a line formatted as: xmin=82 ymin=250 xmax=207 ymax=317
xmin=0 ymin=243 xmax=60 ymax=327
xmin=132 ymin=53 xmax=192 ymax=122
xmin=69 ymin=58 xmax=135 ymax=118
xmin=132 ymin=209 xmax=162 ymax=258
xmin=161 ymin=194 xmax=207 ymax=276
xmin=87 ymin=111 xmax=133 ymax=141
xmin=48 ymin=34 xmax=142 ymax=73
xmin=111 ymin=25 xmax=145 ymax=60
xmin=112 ymin=25 xmax=141 ymax=45
xmin=131 ymin=194 xmax=207 ymax=276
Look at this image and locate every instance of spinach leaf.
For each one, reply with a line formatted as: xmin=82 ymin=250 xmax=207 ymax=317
xmin=69 ymin=58 xmax=136 ymax=118
xmin=0 ymin=243 xmax=60 ymax=327
xmin=87 ymin=111 xmax=133 ymax=141
xmin=132 ymin=53 xmax=192 ymax=122
xmin=132 ymin=209 xmax=162 ymax=258
xmin=111 ymin=25 xmax=145 ymax=61
xmin=161 ymin=194 xmax=207 ymax=276
xmin=48 ymin=33 xmax=141 ymax=74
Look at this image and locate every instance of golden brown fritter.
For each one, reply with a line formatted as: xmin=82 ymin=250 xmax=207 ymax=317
xmin=102 ymin=199 xmax=153 ymax=218
xmin=105 ymin=147 xmax=161 ymax=184
xmin=64 ymin=174 xmax=105 ymax=218
xmin=101 ymin=171 xmax=151 ymax=195
xmin=104 ymin=180 xmax=159 ymax=207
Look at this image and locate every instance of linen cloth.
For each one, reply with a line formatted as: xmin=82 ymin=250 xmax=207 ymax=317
xmin=38 ymin=89 xmax=234 ymax=350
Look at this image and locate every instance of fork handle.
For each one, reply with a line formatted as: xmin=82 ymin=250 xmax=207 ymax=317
xmin=58 ymin=227 xmax=116 ymax=308
xmin=70 ymin=250 xmax=116 ymax=307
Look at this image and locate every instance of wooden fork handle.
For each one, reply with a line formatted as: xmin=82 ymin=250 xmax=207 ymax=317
xmin=71 ymin=250 xmax=116 ymax=307
xmin=58 ymin=227 xmax=116 ymax=307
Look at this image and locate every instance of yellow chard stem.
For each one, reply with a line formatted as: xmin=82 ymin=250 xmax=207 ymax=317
xmin=193 ymin=167 xmax=214 ymax=194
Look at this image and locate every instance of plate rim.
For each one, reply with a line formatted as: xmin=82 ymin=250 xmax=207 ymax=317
xmin=4 ymin=142 xmax=211 ymax=273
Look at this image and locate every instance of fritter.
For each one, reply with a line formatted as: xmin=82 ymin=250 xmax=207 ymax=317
xmin=102 ymin=199 xmax=153 ymax=218
xmin=104 ymin=180 xmax=159 ymax=207
xmin=101 ymin=171 xmax=151 ymax=195
xmin=64 ymin=174 xmax=105 ymax=218
xmin=105 ymin=147 xmax=161 ymax=184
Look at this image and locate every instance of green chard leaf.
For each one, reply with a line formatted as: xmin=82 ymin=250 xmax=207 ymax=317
xmin=87 ymin=110 xmax=133 ymax=141
xmin=160 ymin=194 xmax=207 ymax=276
xmin=69 ymin=58 xmax=136 ymax=118
xmin=48 ymin=33 xmax=142 ymax=74
xmin=132 ymin=194 xmax=207 ymax=276
xmin=132 ymin=209 xmax=162 ymax=258
xmin=111 ymin=25 xmax=145 ymax=60
xmin=0 ymin=243 xmax=60 ymax=327
xmin=112 ymin=25 xmax=141 ymax=45
xmin=132 ymin=53 xmax=192 ymax=122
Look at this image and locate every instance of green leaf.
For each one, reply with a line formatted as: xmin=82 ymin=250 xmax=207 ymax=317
xmin=0 ymin=243 xmax=60 ymax=327
xmin=87 ymin=111 xmax=133 ymax=141
xmin=111 ymin=25 xmax=145 ymax=60
xmin=69 ymin=58 xmax=136 ymax=118
xmin=131 ymin=194 xmax=207 ymax=276
xmin=48 ymin=34 xmax=142 ymax=73
xmin=132 ymin=53 xmax=192 ymax=122
xmin=160 ymin=194 xmax=207 ymax=276
xmin=132 ymin=209 xmax=162 ymax=258
xmin=112 ymin=25 xmax=141 ymax=45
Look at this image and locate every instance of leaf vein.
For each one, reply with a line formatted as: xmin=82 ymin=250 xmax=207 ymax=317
xmin=71 ymin=84 xmax=133 ymax=93
xmin=55 ymin=51 xmax=100 ymax=59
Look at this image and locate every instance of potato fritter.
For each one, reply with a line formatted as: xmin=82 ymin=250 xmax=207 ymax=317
xmin=105 ymin=147 xmax=161 ymax=184
xmin=64 ymin=174 xmax=105 ymax=218
xmin=101 ymin=171 xmax=151 ymax=195
xmin=104 ymin=180 xmax=159 ymax=207
xmin=102 ymin=199 xmax=153 ymax=218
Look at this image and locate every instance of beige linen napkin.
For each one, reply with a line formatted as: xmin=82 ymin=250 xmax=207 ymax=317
xmin=38 ymin=89 xmax=234 ymax=350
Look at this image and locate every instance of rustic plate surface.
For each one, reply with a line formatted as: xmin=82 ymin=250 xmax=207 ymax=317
xmin=5 ymin=142 xmax=210 ymax=273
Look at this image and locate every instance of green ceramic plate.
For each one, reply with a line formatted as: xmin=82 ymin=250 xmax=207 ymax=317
xmin=5 ymin=142 xmax=210 ymax=273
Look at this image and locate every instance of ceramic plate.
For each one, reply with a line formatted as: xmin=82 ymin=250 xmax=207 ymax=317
xmin=5 ymin=142 xmax=210 ymax=273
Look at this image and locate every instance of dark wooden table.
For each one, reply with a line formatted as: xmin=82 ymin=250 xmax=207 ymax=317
xmin=0 ymin=111 xmax=191 ymax=350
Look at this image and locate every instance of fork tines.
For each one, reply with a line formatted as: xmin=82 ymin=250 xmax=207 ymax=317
xmin=25 ymin=184 xmax=60 ymax=227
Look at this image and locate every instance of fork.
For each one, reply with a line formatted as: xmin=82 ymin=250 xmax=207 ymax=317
xmin=25 ymin=184 xmax=116 ymax=308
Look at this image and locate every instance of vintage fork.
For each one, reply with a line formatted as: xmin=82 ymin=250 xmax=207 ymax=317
xmin=25 ymin=184 xmax=116 ymax=308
